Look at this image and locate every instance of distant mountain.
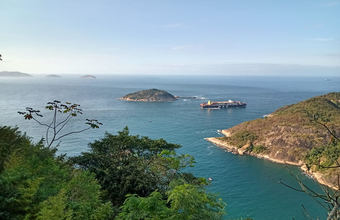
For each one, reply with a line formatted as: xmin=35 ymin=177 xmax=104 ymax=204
xmin=0 ymin=71 xmax=33 ymax=77
xmin=119 ymin=89 xmax=177 ymax=102
xmin=80 ymin=75 xmax=96 ymax=79
xmin=46 ymin=74 xmax=61 ymax=77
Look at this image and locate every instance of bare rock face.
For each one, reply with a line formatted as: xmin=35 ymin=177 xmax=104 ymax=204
xmin=119 ymin=89 xmax=177 ymax=102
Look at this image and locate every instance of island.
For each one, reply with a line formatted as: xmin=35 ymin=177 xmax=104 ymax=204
xmin=46 ymin=74 xmax=61 ymax=77
xmin=206 ymin=92 xmax=340 ymax=188
xmin=0 ymin=71 xmax=33 ymax=77
xmin=80 ymin=75 xmax=96 ymax=79
xmin=119 ymin=89 xmax=177 ymax=102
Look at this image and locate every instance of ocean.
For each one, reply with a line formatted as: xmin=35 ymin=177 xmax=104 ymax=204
xmin=0 ymin=74 xmax=339 ymax=219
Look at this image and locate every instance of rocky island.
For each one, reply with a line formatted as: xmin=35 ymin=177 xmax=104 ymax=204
xmin=0 ymin=71 xmax=33 ymax=77
xmin=80 ymin=75 xmax=96 ymax=79
xmin=119 ymin=89 xmax=177 ymax=102
xmin=46 ymin=74 xmax=61 ymax=77
xmin=206 ymin=92 xmax=340 ymax=188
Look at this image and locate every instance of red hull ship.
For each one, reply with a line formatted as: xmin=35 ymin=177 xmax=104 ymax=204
xmin=200 ymin=100 xmax=247 ymax=109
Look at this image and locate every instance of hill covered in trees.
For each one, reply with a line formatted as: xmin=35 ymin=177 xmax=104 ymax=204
xmin=119 ymin=89 xmax=177 ymax=102
xmin=207 ymin=92 xmax=340 ymax=187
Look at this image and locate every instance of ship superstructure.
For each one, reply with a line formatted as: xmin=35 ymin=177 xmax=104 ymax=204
xmin=200 ymin=100 xmax=247 ymax=108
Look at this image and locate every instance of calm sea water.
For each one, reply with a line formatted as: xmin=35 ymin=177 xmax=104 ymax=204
xmin=1 ymin=75 xmax=339 ymax=219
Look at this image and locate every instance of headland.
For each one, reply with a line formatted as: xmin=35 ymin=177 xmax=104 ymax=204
xmin=206 ymin=92 xmax=340 ymax=189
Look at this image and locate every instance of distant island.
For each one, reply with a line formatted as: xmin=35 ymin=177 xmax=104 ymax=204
xmin=119 ymin=89 xmax=177 ymax=102
xmin=206 ymin=92 xmax=340 ymax=188
xmin=46 ymin=74 xmax=61 ymax=77
xmin=0 ymin=71 xmax=33 ymax=77
xmin=80 ymin=75 xmax=96 ymax=79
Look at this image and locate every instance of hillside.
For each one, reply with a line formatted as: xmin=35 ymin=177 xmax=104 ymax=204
xmin=119 ymin=89 xmax=177 ymax=102
xmin=207 ymin=92 xmax=340 ymax=187
xmin=0 ymin=71 xmax=33 ymax=77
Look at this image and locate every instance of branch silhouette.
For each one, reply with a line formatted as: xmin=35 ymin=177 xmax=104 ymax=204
xmin=18 ymin=100 xmax=102 ymax=147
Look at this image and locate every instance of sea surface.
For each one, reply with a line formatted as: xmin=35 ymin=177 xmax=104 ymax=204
xmin=0 ymin=74 xmax=339 ymax=219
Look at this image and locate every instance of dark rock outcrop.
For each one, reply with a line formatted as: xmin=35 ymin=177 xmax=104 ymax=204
xmin=119 ymin=89 xmax=177 ymax=102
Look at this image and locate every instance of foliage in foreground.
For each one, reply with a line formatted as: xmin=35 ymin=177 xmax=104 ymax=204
xmin=0 ymin=126 xmax=112 ymax=220
xmin=119 ymin=180 xmax=226 ymax=220
xmin=71 ymin=127 xmax=227 ymax=219
xmin=0 ymin=125 xmax=227 ymax=219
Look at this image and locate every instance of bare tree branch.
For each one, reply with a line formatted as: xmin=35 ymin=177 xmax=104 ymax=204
xmin=314 ymin=114 xmax=340 ymax=142
xmin=54 ymin=127 xmax=91 ymax=141
xmin=18 ymin=100 xmax=101 ymax=148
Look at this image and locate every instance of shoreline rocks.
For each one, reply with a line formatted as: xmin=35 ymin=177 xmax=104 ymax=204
xmin=206 ymin=137 xmax=336 ymax=189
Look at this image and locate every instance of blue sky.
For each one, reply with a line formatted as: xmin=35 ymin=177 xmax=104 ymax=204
xmin=0 ymin=0 xmax=339 ymax=75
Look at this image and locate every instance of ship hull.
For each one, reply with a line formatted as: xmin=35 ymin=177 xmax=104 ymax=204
xmin=201 ymin=104 xmax=247 ymax=108
xmin=200 ymin=100 xmax=247 ymax=109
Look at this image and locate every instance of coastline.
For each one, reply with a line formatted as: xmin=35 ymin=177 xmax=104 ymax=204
xmin=206 ymin=137 xmax=337 ymax=190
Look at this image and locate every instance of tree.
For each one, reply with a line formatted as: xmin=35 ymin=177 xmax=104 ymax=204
xmin=0 ymin=126 xmax=31 ymax=173
xmin=18 ymin=100 xmax=102 ymax=147
xmin=70 ymin=127 xmax=213 ymax=210
xmin=37 ymin=171 xmax=113 ymax=220
xmin=118 ymin=179 xmax=226 ymax=220
xmin=0 ymin=126 xmax=112 ymax=220
xmin=71 ymin=127 xmax=188 ymax=207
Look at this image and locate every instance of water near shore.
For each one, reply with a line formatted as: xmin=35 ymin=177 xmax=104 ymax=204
xmin=0 ymin=75 xmax=339 ymax=219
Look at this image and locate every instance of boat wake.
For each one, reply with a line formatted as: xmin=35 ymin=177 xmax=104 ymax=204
xmin=302 ymin=172 xmax=314 ymax=179
xmin=195 ymin=96 xmax=207 ymax=100
xmin=207 ymin=145 xmax=214 ymax=155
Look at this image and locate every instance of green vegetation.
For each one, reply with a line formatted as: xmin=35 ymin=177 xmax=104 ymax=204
xmin=0 ymin=126 xmax=113 ymax=220
xmin=252 ymin=145 xmax=268 ymax=154
xmin=118 ymin=180 xmax=226 ymax=220
xmin=120 ymin=89 xmax=177 ymax=102
xmin=71 ymin=127 xmax=183 ymax=206
xmin=221 ymin=130 xmax=258 ymax=148
xmin=216 ymin=92 xmax=340 ymax=166
xmin=305 ymin=141 xmax=340 ymax=171
xmin=0 ymin=125 xmax=227 ymax=219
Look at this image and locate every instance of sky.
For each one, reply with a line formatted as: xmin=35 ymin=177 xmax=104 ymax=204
xmin=0 ymin=0 xmax=339 ymax=75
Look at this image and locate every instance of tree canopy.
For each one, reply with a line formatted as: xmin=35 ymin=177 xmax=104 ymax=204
xmin=70 ymin=127 xmax=201 ymax=206
xmin=0 ymin=126 xmax=112 ymax=220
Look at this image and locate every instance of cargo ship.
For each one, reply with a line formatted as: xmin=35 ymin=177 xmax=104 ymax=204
xmin=200 ymin=100 xmax=247 ymax=109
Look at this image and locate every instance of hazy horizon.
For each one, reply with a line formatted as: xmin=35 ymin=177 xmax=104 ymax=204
xmin=1 ymin=0 xmax=339 ymax=76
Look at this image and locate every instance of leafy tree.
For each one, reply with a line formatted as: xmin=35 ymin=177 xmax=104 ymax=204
xmin=118 ymin=179 xmax=226 ymax=220
xmin=0 ymin=126 xmax=112 ymax=219
xmin=37 ymin=171 xmax=113 ymax=220
xmin=18 ymin=100 xmax=102 ymax=147
xmin=0 ymin=126 xmax=31 ymax=173
xmin=71 ymin=127 xmax=187 ymax=207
